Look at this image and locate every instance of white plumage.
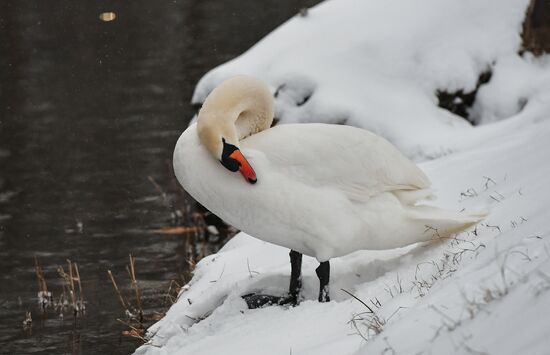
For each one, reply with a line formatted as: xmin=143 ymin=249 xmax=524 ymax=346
xmin=173 ymin=76 xmax=484 ymax=263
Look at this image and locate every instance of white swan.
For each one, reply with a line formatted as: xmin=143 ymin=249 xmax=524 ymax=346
xmin=174 ymin=76 xmax=484 ymax=307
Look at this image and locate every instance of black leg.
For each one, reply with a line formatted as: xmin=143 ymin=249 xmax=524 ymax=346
xmin=315 ymin=261 xmax=330 ymax=302
xmin=242 ymin=249 xmax=303 ymax=309
xmin=288 ymin=250 xmax=302 ymax=304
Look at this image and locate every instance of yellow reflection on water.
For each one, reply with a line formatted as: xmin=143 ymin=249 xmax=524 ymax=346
xmin=99 ymin=12 xmax=116 ymax=22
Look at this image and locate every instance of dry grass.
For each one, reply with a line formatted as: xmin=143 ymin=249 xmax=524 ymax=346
xmin=107 ymin=255 xmax=145 ymax=329
xmin=108 ymin=269 xmax=130 ymax=311
xmin=164 ymin=279 xmax=183 ymax=306
xmin=28 ymin=257 xmax=86 ymax=332
xmin=108 ymin=254 xmax=176 ymax=346
xmin=57 ymin=259 xmax=86 ymax=315
xmin=343 ymin=288 xmax=386 ymax=341
xmin=34 ymin=256 xmax=52 ymax=309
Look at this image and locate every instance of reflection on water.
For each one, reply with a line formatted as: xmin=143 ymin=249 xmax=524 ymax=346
xmin=0 ymin=0 xmax=319 ymax=353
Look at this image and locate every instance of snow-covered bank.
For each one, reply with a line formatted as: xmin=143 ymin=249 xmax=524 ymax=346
xmin=138 ymin=116 xmax=550 ymax=355
xmin=192 ymin=0 xmax=532 ymax=161
xmin=137 ymin=0 xmax=550 ymax=354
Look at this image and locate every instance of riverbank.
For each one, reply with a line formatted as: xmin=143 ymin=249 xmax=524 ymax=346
xmin=137 ymin=0 xmax=550 ymax=354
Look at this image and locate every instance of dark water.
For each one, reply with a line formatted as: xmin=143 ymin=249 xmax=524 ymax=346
xmin=0 ymin=1 xmax=318 ymax=354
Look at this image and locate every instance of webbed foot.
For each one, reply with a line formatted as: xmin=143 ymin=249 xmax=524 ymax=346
xmin=243 ymin=250 xmax=303 ymax=309
xmin=242 ymin=293 xmax=298 ymax=309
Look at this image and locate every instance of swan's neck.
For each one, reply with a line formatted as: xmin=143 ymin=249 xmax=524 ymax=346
xmin=233 ymin=101 xmax=273 ymax=140
xmin=197 ymin=76 xmax=274 ymax=157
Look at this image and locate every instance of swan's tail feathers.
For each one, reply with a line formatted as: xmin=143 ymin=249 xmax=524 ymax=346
xmin=393 ymin=188 xmax=435 ymax=205
xmin=407 ymin=205 xmax=487 ymax=241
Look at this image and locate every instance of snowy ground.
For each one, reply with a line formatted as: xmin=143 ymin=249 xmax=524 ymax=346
xmin=136 ymin=0 xmax=550 ymax=354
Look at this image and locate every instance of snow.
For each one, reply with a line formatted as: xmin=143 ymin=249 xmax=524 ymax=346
xmin=136 ymin=0 xmax=550 ymax=354
xmin=472 ymin=53 xmax=550 ymax=124
xmin=192 ymin=0 xmax=531 ymax=161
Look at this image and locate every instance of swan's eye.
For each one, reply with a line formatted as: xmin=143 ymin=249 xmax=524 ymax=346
xmin=220 ymin=139 xmax=240 ymax=172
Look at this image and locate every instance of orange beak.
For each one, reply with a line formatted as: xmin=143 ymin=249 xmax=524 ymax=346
xmin=229 ymin=149 xmax=257 ymax=184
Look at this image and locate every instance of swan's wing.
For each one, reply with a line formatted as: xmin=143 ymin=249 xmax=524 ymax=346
xmin=242 ymin=124 xmax=430 ymax=202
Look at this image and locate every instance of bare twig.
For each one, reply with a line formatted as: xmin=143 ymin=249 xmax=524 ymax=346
xmin=460 ymin=188 xmax=478 ymax=199
xmin=341 ymin=289 xmax=374 ymax=313
xmin=34 ymin=256 xmax=48 ymax=294
xmin=73 ymin=262 xmax=84 ymax=309
xmin=482 ymin=176 xmax=496 ymax=190
xmin=424 ymin=225 xmax=441 ymax=238
xmin=147 ymin=175 xmax=169 ymax=207
xmin=108 ymin=270 xmax=129 ymax=310
xmin=246 ymin=258 xmax=259 ymax=278
xmin=128 ymin=254 xmax=143 ymax=323
xmin=483 ymin=223 xmax=501 ymax=233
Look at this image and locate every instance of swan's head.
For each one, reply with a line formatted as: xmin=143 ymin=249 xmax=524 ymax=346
xmin=196 ymin=76 xmax=274 ymax=185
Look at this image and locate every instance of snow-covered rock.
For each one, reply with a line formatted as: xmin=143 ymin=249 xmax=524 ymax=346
xmin=136 ymin=0 xmax=550 ymax=354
